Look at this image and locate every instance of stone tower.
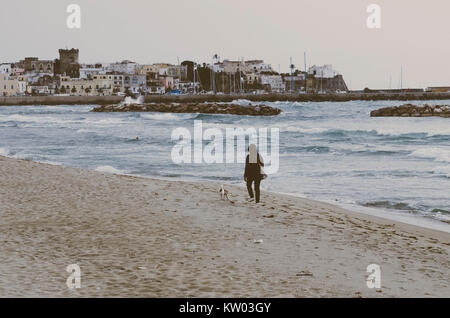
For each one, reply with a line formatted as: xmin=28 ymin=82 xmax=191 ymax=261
xmin=55 ymin=48 xmax=80 ymax=78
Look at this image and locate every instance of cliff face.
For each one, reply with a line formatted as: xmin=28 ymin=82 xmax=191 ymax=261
xmin=371 ymin=104 xmax=450 ymax=117
xmin=91 ymin=103 xmax=282 ymax=116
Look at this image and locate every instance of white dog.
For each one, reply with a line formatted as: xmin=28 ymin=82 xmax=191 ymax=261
xmin=219 ymin=185 xmax=234 ymax=204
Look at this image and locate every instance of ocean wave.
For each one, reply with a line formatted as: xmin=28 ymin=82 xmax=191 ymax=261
xmin=76 ymin=129 xmax=96 ymax=134
xmin=362 ymin=201 xmax=417 ymax=212
xmin=430 ymin=166 xmax=450 ymax=178
xmin=409 ymin=148 xmax=450 ymax=163
xmin=85 ymin=118 xmax=125 ymax=125
xmin=273 ymin=101 xmax=303 ymax=107
xmin=141 ymin=113 xmax=195 ymax=121
xmin=367 ymin=125 xmax=450 ymax=137
xmin=361 ymin=200 xmax=450 ymax=223
xmin=281 ymin=118 xmax=450 ymax=137
xmin=282 ymin=126 xmax=329 ymax=134
xmin=0 ymin=147 xmax=10 ymax=156
xmin=284 ymin=145 xmax=331 ymax=154
xmin=193 ymin=113 xmax=228 ymax=120
xmin=347 ymin=149 xmax=407 ymax=156
xmin=94 ymin=165 xmax=127 ymax=175
xmin=37 ymin=160 xmax=61 ymax=166
xmin=0 ymin=114 xmax=39 ymax=123
xmin=282 ymin=126 xmax=448 ymax=139
xmin=230 ymin=99 xmax=253 ymax=106
xmin=0 ymin=114 xmax=87 ymax=126
xmin=432 ymin=208 xmax=450 ymax=215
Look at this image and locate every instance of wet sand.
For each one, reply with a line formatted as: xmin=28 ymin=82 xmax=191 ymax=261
xmin=0 ymin=156 xmax=448 ymax=297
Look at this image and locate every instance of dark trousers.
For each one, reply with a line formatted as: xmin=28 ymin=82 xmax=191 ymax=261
xmin=246 ymin=176 xmax=261 ymax=203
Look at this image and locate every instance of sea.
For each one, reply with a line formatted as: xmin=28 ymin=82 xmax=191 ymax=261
xmin=1 ymin=99 xmax=449 ymax=232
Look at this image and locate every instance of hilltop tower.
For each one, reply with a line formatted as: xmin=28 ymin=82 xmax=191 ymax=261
xmin=54 ymin=48 xmax=80 ymax=78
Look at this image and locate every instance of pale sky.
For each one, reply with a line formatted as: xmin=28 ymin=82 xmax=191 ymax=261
xmin=1 ymin=0 xmax=449 ymax=89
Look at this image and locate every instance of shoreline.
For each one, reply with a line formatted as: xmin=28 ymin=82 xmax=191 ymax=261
xmin=2 ymin=154 xmax=449 ymax=234
xmin=0 ymin=155 xmax=449 ymax=297
xmin=2 ymin=92 xmax=450 ymax=106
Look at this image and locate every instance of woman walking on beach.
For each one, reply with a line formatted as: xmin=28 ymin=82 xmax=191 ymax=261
xmin=244 ymin=144 xmax=265 ymax=203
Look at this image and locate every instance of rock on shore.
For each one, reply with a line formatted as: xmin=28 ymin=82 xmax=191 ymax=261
xmin=370 ymin=104 xmax=450 ymax=117
xmin=91 ymin=103 xmax=282 ymax=116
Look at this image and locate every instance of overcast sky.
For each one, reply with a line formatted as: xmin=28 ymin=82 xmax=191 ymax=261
xmin=1 ymin=0 xmax=449 ymax=89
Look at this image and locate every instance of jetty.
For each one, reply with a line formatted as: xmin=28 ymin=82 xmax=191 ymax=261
xmin=370 ymin=104 xmax=450 ymax=117
xmin=91 ymin=103 xmax=282 ymax=116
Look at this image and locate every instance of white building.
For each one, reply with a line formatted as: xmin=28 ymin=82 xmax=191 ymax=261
xmin=211 ymin=62 xmax=224 ymax=73
xmin=124 ymin=74 xmax=146 ymax=94
xmin=308 ymin=64 xmax=339 ymax=78
xmin=16 ymin=79 xmax=27 ymax=94
xmin=80 ymin=64 xmax=107 ymax=79
xmin=147 ymin=85 xmax=166 ymax=94
xmin=244 ymin=60 xmax=272 ymax=74
xmin=0 ymin=74 xmax=23 ymax=96
xmin=260 ymin=75 xmax=285 ymax=92
xmin=107 ymin=60 xmax=137 ymax=74
xmin=224 ymin=59 xmax=272 ymax=74
xmin=0 ymin=63 xmax=12 ymax=75
xmin=28 ymin=86 xmax=51 ymax=95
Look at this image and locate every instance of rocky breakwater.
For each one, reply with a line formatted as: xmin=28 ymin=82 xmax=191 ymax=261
xmin=370 ymin=104 xmax=450 ymax=117
xmin=91 ymin=103 xmax=282 ymax=116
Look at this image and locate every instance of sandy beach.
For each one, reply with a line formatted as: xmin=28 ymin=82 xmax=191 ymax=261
xmin=0 ymin=155 xmax=448 ymax=298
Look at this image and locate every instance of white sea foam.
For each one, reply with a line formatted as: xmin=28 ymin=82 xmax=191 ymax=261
xmin=283 ymin=126 xmax=329 ymax=134
xmin=231 ymin=99 xmax=253 ymax=106
xmin=433 ymin=211 xmax=450 ymax=223
xmin=39 ymin=160 xmax=61 ymax=166
xmin=95 ymin=165 xmax=126 ymax=175
xmin=0 ymin=114 xmax=82 ymax=125
xmin=122 ymin=96 xmax=144 ymax=105
xmin=433 ymin=166 xmax=450 ymax=178
xmin=409 ymin=148 xmax=450 ymax=163
xmin=280 ymin=119 xmax=450 ymax=137
xmin=0 ymin=147 xmax=9 ymax=156
xmin=76 ymin=129 xmax=96 ymax=133
xmin=141 ymin=113 xmax=193 ymax=121
xmin=86 ymin=118 xmax=125 ymax=125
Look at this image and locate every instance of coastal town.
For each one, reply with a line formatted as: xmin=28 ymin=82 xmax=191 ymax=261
xmin=0 ymin=48 xmax=352 ymax=97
